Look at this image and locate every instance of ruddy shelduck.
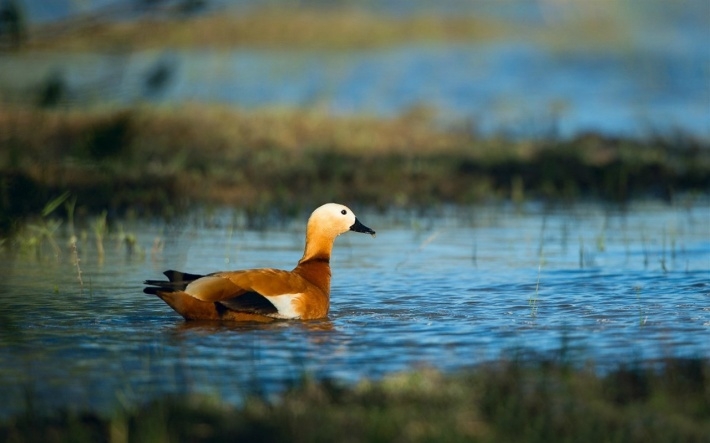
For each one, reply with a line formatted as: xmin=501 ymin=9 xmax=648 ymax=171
xmin=144 ymin=203 xmax=375 ymax=321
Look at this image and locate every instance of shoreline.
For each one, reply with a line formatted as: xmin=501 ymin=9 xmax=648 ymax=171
xmin=1 ymin=104 xmax=709 ymax=233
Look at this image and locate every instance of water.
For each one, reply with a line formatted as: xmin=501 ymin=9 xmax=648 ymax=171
xmin=2 ymin=41 xmax=708 ymax=139
xmin=1 ymin=200 xmax=709 ymax=417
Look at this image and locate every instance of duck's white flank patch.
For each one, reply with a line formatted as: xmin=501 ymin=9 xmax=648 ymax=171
xmin=264 ymin=293 xmax=302 ymax=319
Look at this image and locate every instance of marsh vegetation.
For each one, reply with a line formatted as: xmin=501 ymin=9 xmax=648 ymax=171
xmin=3 ymin=357 xmax=708 ymax=443
xmin=2 ymin=105 xmax=708 ymax=235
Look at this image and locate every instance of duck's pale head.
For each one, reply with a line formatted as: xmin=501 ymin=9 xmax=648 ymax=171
xmin=309 ymin=203 xmax=376 ymax=238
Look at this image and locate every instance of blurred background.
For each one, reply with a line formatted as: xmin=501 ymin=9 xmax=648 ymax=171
xmin=1 ymin=0 xmax=708 ymax=139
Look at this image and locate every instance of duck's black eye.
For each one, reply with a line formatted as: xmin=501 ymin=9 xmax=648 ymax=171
xmin=341 ymin=209 xmax=347 ymax=215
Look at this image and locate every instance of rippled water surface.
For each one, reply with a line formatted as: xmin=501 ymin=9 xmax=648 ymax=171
xmin=1 ymin=201 xmax=709 ymax=416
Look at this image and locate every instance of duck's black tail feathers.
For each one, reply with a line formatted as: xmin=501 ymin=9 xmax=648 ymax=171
xmin=143 ymin=270 xmax=205 ymax=295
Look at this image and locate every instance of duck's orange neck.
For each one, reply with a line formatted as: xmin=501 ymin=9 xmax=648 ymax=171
xmin=299 ymin=222 xmax=337 ymax=263
xmin=296 ymin=224 xmax=336 ymax=295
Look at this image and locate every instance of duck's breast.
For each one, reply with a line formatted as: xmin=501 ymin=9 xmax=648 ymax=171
xmin=260 ymin=293 xmax=301 ymax=319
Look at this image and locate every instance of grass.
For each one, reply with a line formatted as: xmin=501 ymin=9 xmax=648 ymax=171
xmin=19 ymin=6 xmax=628 ymax=52
xmin=1 ymin=188 xmax=143 ymax=268
xmin=530 ymin=260 xmax=542 ymax=318
xmin=1 ymin=104 xmax=708 ymax=236
xmin=1 ymin=357 xmax=707 ymax=442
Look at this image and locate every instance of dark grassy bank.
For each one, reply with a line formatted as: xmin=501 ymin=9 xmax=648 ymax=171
xmin=2 ymin=357 xmax=708 ymax=443
xmin=1 ymin=105 xmax=709 ymax=233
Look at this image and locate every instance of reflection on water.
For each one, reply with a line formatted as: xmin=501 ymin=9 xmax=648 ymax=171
xmin=0 ymin=200 xmax=709 ymax=416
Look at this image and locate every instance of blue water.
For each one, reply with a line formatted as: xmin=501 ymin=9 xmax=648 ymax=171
xmin=173 ymin=42 xmax=709 ymax=138
xmin=2 ymin=41 xmax=708 ymax=139
xmin=1 ymin=201 xmax=708 ymax=416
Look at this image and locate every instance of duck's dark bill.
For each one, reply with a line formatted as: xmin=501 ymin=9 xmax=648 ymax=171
xmin=350 ymin=218 xmax=376 ymax=236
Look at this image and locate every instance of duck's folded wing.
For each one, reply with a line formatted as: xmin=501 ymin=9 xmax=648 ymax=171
xmin=183 ymin=269 xmax=309 ymax=316
xmin=212 ymin=269 xmax=309 ymax=297
xmin=182 ymin=275 xmax=247 ymax=302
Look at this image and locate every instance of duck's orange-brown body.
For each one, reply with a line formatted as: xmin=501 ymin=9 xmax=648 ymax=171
xmin=144 ymin=203 xmax=374 ymax=321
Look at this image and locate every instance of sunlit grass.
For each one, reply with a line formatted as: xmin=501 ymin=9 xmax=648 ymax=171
xmin=20 ymin=7 xmax=629 ymax=52
xmin=1 ymin=104 xmax=708 ymax=235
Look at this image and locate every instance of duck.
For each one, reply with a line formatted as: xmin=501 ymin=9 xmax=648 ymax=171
xmin=144 ymin=203 xmax=375 ymax=322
